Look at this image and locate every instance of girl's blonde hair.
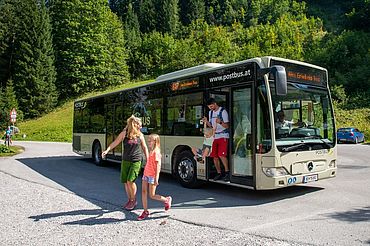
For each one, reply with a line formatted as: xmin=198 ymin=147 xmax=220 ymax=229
xmin=126 ymin=115 xmax=142 ymax=139
xmin=149 ymin=134 xmax=160 ymax=150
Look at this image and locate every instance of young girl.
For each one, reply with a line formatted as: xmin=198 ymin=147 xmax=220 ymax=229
xmin=138 ymin=134 xmax=172 ymax=220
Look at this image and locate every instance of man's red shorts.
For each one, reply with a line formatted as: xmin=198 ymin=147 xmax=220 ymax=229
xmin=210 ymin=138 xmax=228 ymax=158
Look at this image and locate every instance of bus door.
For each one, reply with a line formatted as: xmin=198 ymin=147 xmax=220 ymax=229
xmin=206 ymin=91 xmax=229 ymax=180
xmin=231 ymin=86 xmax=254 ymax=186
xmin=105 ymin=103 xmax=123 ymax=160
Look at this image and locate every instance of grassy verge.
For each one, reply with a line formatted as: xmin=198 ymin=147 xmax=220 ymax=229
xmin=0 ymin=144 xmax=24 ymax=157
xmin=334 ymin=105 xmax=370 ymax=142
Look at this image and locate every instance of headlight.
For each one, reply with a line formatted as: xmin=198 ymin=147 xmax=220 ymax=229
xmin=262 ymin=167 xmax=288 ymax=177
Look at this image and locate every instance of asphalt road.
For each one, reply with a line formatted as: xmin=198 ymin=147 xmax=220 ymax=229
xmin=0 ymin=141 xmax=369 ymax=245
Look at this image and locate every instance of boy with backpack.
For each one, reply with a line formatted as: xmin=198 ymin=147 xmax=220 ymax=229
xmin=202 ymin=98 xmax=230 ymax=182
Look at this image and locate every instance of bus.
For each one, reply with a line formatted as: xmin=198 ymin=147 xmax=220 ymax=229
xmin=73 ymin=56 xmax=337 ymax=190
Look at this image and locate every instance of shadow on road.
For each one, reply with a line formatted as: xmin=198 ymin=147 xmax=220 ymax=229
xmin=17 ymin=156 xmax=323 ymax=224
xmin=325 ymin=206 xmax=370 ymax=223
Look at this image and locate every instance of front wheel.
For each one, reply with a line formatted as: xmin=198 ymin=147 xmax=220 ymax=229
xmin=92 ymin=141 xmax=104 ymax=166
xmin=175 ymin=150 xmax=199 ymax=188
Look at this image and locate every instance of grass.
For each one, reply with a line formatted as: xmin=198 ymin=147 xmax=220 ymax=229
xmin=0 ymin=144 xmax=24 ymax=157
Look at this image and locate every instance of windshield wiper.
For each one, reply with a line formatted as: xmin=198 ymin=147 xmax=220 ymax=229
xmin=281 ymin=143 xmax=307 ymax=152
xmin=303 ymin=135 xmax=332 ymax=148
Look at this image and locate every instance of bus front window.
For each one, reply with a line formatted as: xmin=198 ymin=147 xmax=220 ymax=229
xmin=270 ymin=82 xmax=335 ymax=152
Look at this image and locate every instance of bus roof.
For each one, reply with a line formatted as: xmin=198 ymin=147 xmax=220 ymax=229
xmin=75 ymin=56 xmax=326 ymax=102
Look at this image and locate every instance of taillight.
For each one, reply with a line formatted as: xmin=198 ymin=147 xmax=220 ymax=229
xmin=350 ymin=132 xmax=354 ymax=136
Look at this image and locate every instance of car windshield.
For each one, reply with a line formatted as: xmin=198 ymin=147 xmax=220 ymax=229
xmin=338 ymin=128 xmax=352 ymax=132
xmin=270 ymin=82 xmax=335 ymax=152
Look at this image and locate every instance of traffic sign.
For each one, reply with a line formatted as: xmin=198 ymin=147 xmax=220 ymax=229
xmin=10 ymin=108 xmax=17 ymax=123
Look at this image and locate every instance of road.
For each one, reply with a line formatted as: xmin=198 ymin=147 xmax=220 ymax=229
xmin=0 ymin=141 xmax=369 ymax=245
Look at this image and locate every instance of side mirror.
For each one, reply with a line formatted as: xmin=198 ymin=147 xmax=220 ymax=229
xmin=271 ymin=66 xmax=287 ymax=96
xmin=259 ymin=65 xmax=287 ymax=96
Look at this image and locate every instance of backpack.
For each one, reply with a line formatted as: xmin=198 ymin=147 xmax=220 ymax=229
xmin=210 ymin=107 xmax=229 ymax=134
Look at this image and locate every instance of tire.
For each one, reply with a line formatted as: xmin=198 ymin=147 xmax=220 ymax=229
xmin=175 ymin=150 xmax=199 ymax=188
xmin=92 ymin=141 xmax=104 ymax=166
xmin=354 ymin=137 xmax=358 ymax=144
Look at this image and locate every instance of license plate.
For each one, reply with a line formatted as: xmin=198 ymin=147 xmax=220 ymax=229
xmin=303 ymin=174 xmax=318 ymax=183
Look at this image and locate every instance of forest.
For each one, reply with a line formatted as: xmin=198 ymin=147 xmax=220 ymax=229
xmin=0 ymin=0 xmax=369 ymax=129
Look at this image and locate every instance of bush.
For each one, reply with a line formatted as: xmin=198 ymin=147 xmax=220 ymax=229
xmin=0 ymin=144 xmax=14 ymax=153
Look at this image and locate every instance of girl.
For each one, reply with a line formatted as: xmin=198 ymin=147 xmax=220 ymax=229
xmin=102 ymin=115 xmax=149 ymax=211
xmin=138 ymin=134 xmax=172 ymax=220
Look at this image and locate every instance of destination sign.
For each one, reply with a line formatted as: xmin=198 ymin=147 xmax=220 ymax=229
xmin=270 ymin=60 xmax=327 ymax=87
xmin=170 ymin=78 xmax=199 ymax=91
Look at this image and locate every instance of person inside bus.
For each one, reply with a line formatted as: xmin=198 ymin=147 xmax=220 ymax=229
xmin=102 ymin=115 xmax=149 ymax=211
xmin=275 ymin=110 xmax=305 ymax=134
xmin=202 ymin=98 xmax=230 ymax=182
xmin=191 ymin=126 xmax=214 ymax=163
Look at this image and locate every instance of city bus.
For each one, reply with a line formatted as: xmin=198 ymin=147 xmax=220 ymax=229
xmin=73 ymin=56 xmax=337 ymax=190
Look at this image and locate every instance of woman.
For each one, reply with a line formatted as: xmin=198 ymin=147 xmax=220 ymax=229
xmin=102 ymin=115 xmax=149 ymax=210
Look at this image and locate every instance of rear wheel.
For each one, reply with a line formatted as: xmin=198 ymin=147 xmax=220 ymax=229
xmin=175 ymin=150 xmax=199 ymax=188
xmin=92 ymin=141 xmax=104 ymax=166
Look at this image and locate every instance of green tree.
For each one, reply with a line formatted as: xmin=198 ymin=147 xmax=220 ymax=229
xmin=0 ymin=0 xmax=17 ymax=89
xmin=179 ymin=0 xmax=205 ymax=25
xmin=0 ymin=79 xmax=22 ymax=129
xmin=50 ymin=0 xmax=129 ymax=99
xmin=2 ymin=0 xmax=58 ymax=118
xmin=139 ymin=0 xmax=157 ymax=33
xmin=159 ymin=0 xmax=180 ymax=34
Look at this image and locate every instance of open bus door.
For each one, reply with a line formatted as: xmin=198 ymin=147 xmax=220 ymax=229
xmin=207 ymin=88 xmax=254 ymax=187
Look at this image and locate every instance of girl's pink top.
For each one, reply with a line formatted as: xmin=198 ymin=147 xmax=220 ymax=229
xmin=143 ymin=150 xmax=161 ymax=177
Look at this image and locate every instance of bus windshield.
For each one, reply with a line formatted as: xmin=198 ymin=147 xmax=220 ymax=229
xmin=270 ymin=82 xmax=335 ymax=152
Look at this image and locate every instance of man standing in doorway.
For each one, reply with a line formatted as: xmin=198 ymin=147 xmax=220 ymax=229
xmin=203 ymin=98 xmax=230 ymax=182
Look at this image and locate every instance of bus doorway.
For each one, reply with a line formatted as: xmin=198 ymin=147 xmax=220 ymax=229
xmin=206 ymin=91 xmax=230 ymax=181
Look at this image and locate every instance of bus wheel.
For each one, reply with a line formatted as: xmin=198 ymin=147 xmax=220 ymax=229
xmin=92 ymin=141 xmax=104 ymax=166
xmin=175 ymin=150 xmax=198 ymax=188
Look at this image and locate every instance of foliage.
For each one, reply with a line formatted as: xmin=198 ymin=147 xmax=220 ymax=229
xmin=312 ymin=30 xmax=370 ymax=98
xmin=0 ymin=0 xmax=58 ymax=119
xmin=334 ymin=103 xmax=370 ymax=141
xmin=0 ymin=144 xmax=23 ymax=157
xmin=0 ymin=144 xmax=14 ymax=153
xmin=50 ymin=0 xmax=130 ymax=99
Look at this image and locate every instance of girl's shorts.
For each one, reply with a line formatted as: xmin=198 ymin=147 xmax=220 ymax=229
xmin=142 ymin=175 xmax=155 ymax=184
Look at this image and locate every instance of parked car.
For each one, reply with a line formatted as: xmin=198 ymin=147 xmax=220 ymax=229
xmin=337 ymin=127 xmax=365 ymax=144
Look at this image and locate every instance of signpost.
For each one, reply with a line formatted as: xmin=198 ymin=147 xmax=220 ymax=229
xmin=10 ymin=108 xmax=17 ymax=124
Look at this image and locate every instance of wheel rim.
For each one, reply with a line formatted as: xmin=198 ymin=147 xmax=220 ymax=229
xmin=177 ymin=157 xmax=194 ymax=182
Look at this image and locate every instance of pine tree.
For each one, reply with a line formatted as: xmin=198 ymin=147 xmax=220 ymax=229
xmin=124 ymin=3 xmax=142 ymax=77
xmin=50 ymin=0 xmax=129 ymax=98
xmin=139 ymin=0 xmax=157 ymax=33
xmin=159 ymin=0 xmax=180 ymax=34
xmin=0 ymin=0 xmax=18 ymax=89
xmin=11 ymin=0 xmax=57 ymax=118
xmin=0 ymin=79 xmax=21 ymax=128
xmin=179 ymin=0 xmax=205 ymax=26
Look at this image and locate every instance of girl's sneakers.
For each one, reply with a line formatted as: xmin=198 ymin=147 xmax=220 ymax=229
xmin=164 ymin=196 xmax=172 ymax=211
xmin=137 ymin=211 xmax=149 ymax=220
